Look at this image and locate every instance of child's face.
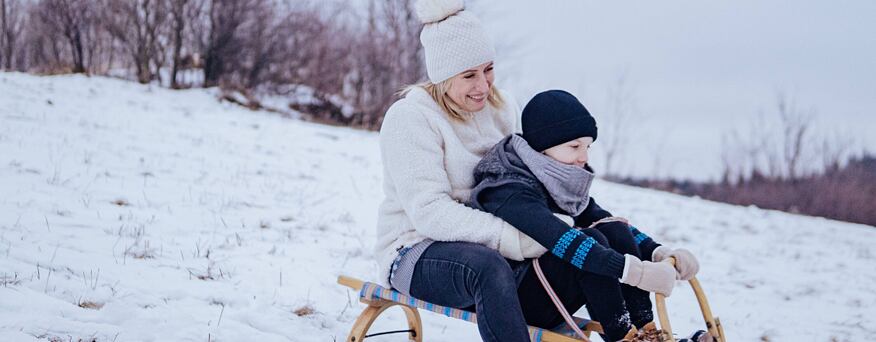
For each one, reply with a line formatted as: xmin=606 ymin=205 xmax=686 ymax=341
xmin=542 ymin=137 xmax=593 ymax=167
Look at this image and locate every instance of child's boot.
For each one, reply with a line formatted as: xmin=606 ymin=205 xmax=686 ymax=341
xmin=617 ymin=326 xmax=638 ymax=342
xmin=678 ymin=329 xmax=713 ymax=342
xmin=636 ymin=321 xmax=661 ymax=342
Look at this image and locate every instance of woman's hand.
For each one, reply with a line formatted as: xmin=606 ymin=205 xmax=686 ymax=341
xmin=498 ymin=227 xmax=547 ymax=261
xmin=520 ymin=232 xmax=547 ymax=258
xmin=498 ymin=226 xmax=525 ymax=261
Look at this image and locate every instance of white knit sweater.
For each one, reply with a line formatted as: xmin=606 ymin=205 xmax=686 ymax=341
xmin=375 ymin=87 xmax=546 ymax=286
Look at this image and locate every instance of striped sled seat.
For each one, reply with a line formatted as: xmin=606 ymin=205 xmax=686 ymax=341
xmin=338 ymin=276 xmax=603 ymax=342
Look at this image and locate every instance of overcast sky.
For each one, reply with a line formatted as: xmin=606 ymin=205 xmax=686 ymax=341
xmin=467 ymin=0 xmax=875 ymax=180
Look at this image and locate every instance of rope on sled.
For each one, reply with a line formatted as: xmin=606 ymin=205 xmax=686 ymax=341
xmin=531 ymin=216 xmax=630 ymax=341
xmin=532 ymin=258 xmax=591 ymax=342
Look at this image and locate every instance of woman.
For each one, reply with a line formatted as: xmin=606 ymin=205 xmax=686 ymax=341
xmin=375 ymin=1 xmax=685 ymax=341
xmin=376 ymin=2 xmax=542 ymax=340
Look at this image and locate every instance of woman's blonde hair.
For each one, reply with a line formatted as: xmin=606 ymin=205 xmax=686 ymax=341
xmin=400 ymin=78 xmax=504 ymax=121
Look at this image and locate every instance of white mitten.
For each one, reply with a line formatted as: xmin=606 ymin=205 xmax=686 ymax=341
xmin=620 ymin=254 xmax=676 ymax=297
xmin=653 ymin=246 xmax=700 ymax=281
xmin=652 ymin=245 xmax=671 ymax=262
xmin=497 ymin=226 xmax=524 ymax=261
xmin=519 ymin=232 xmax=547 ymax=258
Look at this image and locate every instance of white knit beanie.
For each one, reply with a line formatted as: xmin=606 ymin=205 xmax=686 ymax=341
xmin=415 ymin=0 xmax=496 ymax=83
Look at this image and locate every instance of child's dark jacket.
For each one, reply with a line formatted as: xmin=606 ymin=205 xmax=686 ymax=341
xmin=468 ymin=135 xmax=661 ymax=278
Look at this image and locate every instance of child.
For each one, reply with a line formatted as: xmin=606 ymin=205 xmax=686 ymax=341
xmin=468 ymin=90 xmax=701 ymax=342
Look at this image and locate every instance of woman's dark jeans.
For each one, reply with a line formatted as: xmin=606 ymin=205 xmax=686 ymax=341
xmin=408 ymin=224 xmax=653 ymax=341
xmin=409 ymin=241 xmax=532 ymax=341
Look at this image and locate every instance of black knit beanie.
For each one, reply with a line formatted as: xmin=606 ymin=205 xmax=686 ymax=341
xmin=521 ymin=90 xmax=598 ymax=152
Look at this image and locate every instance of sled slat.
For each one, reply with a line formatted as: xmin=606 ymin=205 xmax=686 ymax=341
xmin=338 ymin=275 xmax=365 ymax=291
xmin=337 ymin=275 xmax=602 ymax=341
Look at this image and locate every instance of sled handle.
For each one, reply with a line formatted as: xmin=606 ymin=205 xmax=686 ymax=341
xmin=655 ymin=257 xmax=725 ymax=342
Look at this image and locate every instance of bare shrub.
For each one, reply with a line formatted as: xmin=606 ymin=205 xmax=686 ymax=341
xmin=346 ymin=0 xmax=424 ymax=128
xmin=622 ymin=92 xmax=873 ymax=226
xmin=101 ymin=0 xmax=169 ymax=83
xmin=721 ymin=92 xmax=832 ymax=182
xmin=293 ymin=304 xmax=315 ymax=317
xmin=32 ymin=0 xmax=98 ymax=73
xmin=619 ymin=154 xmax=876 ymax=226
xmin=10 ymin=0 xmax=425 ymax=127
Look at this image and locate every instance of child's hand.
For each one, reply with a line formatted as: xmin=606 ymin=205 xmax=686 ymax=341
xmin=669 ymin=248 xmax=699 ymax=280
xmin=653 ymin=246 xmax=700 ymax=281
xmin=620 ymin=255 xmax=676 ymax=297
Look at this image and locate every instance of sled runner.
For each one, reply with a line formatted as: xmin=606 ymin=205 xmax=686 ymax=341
xmin=654 ymin=258 xmax=727 ymax=342
xmin=337 ymin=258 xmax=726 ymax=341
xmin=337 ymin=275 xmax=603 ymax=341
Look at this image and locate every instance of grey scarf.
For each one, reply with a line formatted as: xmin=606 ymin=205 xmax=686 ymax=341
xmin=470 ymin=135 xmax=594 ymax=216
xmin=508 ymin=135 xmax=594 ymax=216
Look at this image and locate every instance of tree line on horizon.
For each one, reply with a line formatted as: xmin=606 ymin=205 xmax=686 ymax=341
xmin=3 ymin=0 xmax=872 ymax=226
xmin=609 ymin=93 xmax=875 ymax=226
xmin=0 ymin=0 xmax=425 ymax=129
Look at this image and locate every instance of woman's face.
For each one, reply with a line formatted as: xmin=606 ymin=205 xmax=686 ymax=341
xmin=446 ymin=61 xmax=494 ymax=113
xmin=543 ymin=137 xmax=594 ymax=167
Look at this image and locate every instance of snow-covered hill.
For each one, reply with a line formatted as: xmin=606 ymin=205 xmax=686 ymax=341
xmin=1 ymin=73 xmax=873 ymax=341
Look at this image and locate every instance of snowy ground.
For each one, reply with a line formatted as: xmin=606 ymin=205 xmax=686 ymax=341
xmin=1 ymin=73 xmax=874 ymax=341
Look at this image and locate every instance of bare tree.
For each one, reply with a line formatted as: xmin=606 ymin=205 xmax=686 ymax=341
xmin=101 ymin=0 xmax=168 ymax=83
xmin=1 ymin=0 xmax=24 ymax=70
xmin=20 ymin=3 xmax=67 ymax=73
xmin=8 ymin=0 xmax=424 ymax=129
xmin=272 ymin=3 xmax=330 ymax=87
xmin=752 ymin=111 xmax=781 ymax=179
xmin=601 ymin=71 xmax=638 ymax=177
xmin=84 ymin=5 xmax=117 ymax=74
xmin=34 ymin=0 xmax=96 ymax=73
xmin=721 ymin=114 xmax=766 ymax=183
xmin=1 ymin=0 xmax=7 ymax=69
xmin=6 ymin=1 xmax=26 ymax=70
xmin=775 ymin=93 xmax=814 ymax=180
xmin=722 ymin=91 xmax=840 ymax=183
xmin=169 ymin=0 xmax=191 ymax=88
xmin=199 ymin=0 xmax=255 ymax=87
xmin=166 ymin=0 xmax=207 ymax=88
xmin=345 ymin=0 xmax=423 ymax=127
xmin=719 ymin=132 xmax=738 ymax=184
xmin=239 ymin=0 xmax=279 ymax=89
xmin=817 ymin=128 xmax=856 ymax=174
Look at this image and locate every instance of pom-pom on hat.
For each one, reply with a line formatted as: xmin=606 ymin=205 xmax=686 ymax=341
xmin=415 ymin=0 xmax=496 ymax=83
xmin=522 ymin=90 xmax=598 ymax=152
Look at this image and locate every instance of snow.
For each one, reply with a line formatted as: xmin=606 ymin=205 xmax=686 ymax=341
xmin=1 ymin=72 xmax=874 ymax=341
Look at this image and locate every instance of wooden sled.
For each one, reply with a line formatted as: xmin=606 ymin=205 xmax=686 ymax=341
xmin=337 ymin=275 xmax=603 ymax=341
xmin=338 ymin=260 xmax=726 ymax=341
xmin=655 ymin=257 xmax=727 ymax=342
